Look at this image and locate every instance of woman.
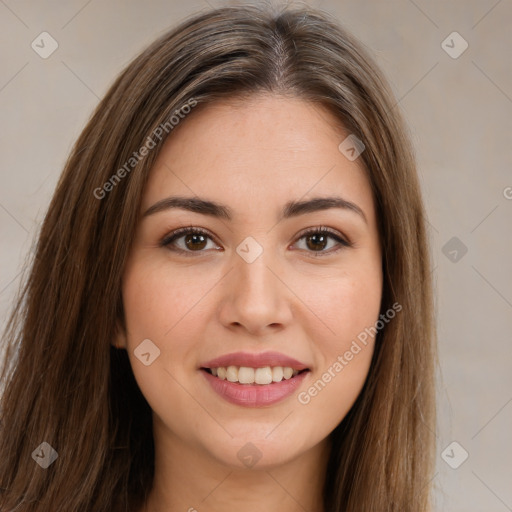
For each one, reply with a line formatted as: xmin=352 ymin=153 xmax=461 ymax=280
xmin=0 ymin=4 xmax=437 ymax=511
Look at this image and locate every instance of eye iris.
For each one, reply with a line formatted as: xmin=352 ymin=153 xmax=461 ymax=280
xmin=306 ymin=233 xmax=328 ymax=251
xmin=185 ymin=233 xmax=207 ymax=250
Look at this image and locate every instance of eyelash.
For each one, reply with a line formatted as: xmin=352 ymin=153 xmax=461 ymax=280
xmin=159 ymin=225 xmax=353 ymax=257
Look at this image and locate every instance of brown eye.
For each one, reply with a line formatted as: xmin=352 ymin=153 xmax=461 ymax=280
xmin=294 ymin=227 xmax=352 ymax=256
xmin=304 ymin=232 xmax=329 ymax=251
xmin=183 ymin=233 xmax=208 ymax=251
xmin=161 ymin=226 xmax=351 ymax=257
xmin=161 ymin=227 xmax=220 ymax=255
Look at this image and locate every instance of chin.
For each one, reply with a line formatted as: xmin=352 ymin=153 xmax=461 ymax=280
xmin=204 ymin=435 xmax=310 ymax=471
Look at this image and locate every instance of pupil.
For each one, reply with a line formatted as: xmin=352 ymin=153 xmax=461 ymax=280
xmin=307 ymin=234 xmax=326 ymax=251
xmin=185 ymin=234 xmax=207 ymax=250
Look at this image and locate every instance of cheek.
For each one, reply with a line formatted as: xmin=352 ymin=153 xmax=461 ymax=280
xmin=338 ymin=273 xmax=382 ymax=340
xmin=297 ymin=260 xmax=382 ymax=413
xmin=120 ymin=260 xmax=214 ymax=436
xmin=121 ymin=257 xmax=214 ymax=343
xmin=303 ymin=257 xmax=383 ymax=349
xmin=119 ymin=258 xmax=215 ymax=406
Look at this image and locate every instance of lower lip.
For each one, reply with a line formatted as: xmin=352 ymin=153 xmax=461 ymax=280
xmin=201 ymin=369 xmax=309 ymax=407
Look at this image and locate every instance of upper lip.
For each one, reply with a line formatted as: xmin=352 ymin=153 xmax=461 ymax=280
xmin=201 ymin=351 xmax=310 ymax=371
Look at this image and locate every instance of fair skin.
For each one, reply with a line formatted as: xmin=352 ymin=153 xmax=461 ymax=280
xmin=115 ymin=94 xmax=383 ymax=512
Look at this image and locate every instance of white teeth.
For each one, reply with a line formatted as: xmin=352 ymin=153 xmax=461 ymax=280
xmin=226 ymin=365 xmax=238 ymax=383
xmin=255 ymin=366 xmax=273 ymax=385
xmin=207 ymin=365 xmax=302 ymax=384
xmin=272 ymin=366 xmax=283 ymax=382
xmin=283 ymin=367 xmax=294 ymax=380
xmin=238 ymin=367 xmax=254 ymax=384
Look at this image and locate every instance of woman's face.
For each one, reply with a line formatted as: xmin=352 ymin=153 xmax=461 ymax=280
xmin=116 ymin=94 xmax=383 ymax=470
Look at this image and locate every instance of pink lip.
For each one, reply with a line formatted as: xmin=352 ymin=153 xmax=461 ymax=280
xmin=201 ymin=368 xmax=309 ymax=407
xmin=201 ymin=351 xmax=310 ymax=371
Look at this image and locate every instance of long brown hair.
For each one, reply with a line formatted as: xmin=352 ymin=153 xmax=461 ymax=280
xmin=0 ymin=4 xmax=437 ymax=511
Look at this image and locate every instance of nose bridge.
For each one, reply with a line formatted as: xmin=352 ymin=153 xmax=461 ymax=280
xmin=234 ymin=245 xmax=278 ymax=305
xmin=219 ymin=238 xmax=292 ymax=332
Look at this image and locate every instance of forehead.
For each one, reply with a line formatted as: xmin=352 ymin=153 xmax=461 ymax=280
xmin=141 ymin=94 xmax=375 ymax=224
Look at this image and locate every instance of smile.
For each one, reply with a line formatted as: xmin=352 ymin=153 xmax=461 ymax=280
xmin=203 ymin=365 xmax=306 ymax=384
xmin=200 ymin=366 xmax=310 ymax=407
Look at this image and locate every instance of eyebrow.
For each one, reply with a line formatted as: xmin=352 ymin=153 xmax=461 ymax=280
xmin=142 ymin=195 xmax=367 ymax=224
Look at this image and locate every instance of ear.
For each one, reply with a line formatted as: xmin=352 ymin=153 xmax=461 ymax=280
xmin=112 ymin=318 xmax=127 ymax=349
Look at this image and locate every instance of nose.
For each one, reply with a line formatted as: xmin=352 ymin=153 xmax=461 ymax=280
xmin=217 ymin=249 xmax=294 ymax=336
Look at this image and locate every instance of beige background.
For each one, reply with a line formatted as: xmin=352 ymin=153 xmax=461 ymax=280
xmin=1 ymin=1 xmax=511 ymax=510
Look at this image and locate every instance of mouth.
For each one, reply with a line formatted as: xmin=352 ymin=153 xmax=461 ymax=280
xmin=199 ymin=351 xmax=311 ymax=406
xmin=201 ymin=366 xmax=310 ymax=385
xmin=200 ymin=365 xmax=311 ymax=407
